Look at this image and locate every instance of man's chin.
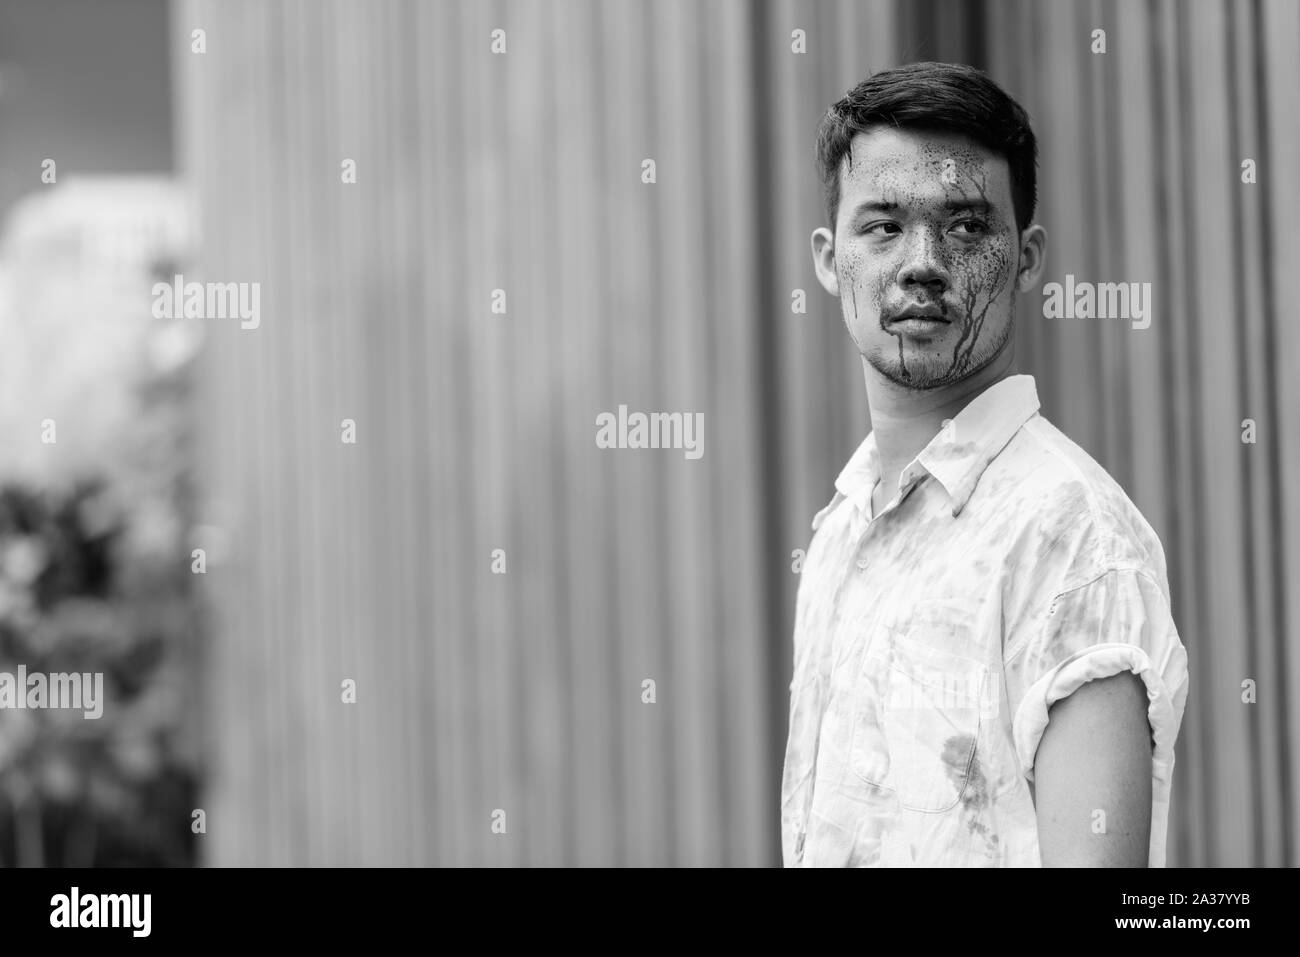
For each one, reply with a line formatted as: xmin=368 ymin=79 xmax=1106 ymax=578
xmin=866 ymin=356 xmax=952 ymax=390
xmin=864 ymin=349 xmax=980 ymax=391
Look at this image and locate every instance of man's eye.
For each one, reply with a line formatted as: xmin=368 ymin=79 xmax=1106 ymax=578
xmin=861 ymin=221 xmax=901 ymax=236
xmin=951 ymin=219 xmax=989 ymax=237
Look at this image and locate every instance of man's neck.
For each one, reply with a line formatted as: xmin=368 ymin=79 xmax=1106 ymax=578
xmin=864 ymin=347 xmax=1018 ymax=509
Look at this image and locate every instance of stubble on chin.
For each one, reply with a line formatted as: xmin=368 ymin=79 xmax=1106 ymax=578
xmin=865 ymin=308 xmax=1015 ymax=391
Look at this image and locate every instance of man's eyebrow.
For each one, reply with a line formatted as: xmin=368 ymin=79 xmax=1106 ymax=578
xmin=944 ymin=198 xmax=993 ymax=215
xmin=846 ymin=199 xmax=901 ymax=217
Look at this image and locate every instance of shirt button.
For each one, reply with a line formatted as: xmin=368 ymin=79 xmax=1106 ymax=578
xmin=856 ymin=558 xmax=869 ymax=570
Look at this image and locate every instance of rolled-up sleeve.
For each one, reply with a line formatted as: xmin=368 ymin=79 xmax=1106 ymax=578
xmin=1004 ymin=566 xmax=1191 ymax=866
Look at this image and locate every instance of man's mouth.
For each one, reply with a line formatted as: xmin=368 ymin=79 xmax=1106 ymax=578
xmin=886 ymin=305 xmax=951 ymax=335
xmin=887 ymin=305 xmax=948 ymax=323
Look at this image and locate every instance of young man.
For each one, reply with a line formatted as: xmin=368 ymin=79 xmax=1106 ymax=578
xmin=781 ymin=62 xmax=1189 ymax=867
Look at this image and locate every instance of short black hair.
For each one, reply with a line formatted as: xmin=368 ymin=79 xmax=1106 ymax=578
xmin=815 ymin=61 xmax=1038 ymax=233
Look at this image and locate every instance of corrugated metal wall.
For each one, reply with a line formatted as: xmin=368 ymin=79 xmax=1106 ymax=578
xmin=176 ymin=0 xmax=1299 ymax=866
xmin=176 ymin=0 xmax=786 ymax=867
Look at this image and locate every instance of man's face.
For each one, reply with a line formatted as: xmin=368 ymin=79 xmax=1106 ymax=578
xmin=827 ymin=126 xmax=1022 ymax=389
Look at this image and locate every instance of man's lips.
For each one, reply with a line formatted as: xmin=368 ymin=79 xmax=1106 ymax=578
xmin=886 ymin=308 xmax=949 ymax=324
xmin=884 ymin=305 xmax=951 ymax=337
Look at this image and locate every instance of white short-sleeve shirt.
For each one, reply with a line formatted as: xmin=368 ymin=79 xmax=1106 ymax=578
xmin=780 ymin=374 xmax=1190 ymax=867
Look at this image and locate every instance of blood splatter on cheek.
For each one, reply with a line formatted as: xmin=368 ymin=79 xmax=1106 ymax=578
xmin=924 ymin=154 xmax=1016 ymax=378
xmin=943 ymin=228 xmax=1014 ymax=378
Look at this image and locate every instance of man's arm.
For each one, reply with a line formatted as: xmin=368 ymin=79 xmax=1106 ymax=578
xmin=1033 ymin=670 xmax=1153 ymax=866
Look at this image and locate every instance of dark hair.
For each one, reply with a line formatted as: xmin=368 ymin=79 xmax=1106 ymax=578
xmin=815 ymin=61 xmax=1038 ymax=233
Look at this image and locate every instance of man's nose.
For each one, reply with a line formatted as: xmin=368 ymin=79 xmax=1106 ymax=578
xmin=897 ymin=228 xmax=950 ymax=293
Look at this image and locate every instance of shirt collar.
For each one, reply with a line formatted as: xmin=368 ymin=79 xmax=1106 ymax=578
xmin=828 ymin=373 xmax=1041 ymax=524
xmin=823 ymin=429 xmax=880 ymax=531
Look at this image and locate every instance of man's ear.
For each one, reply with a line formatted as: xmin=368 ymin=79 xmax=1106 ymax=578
xmin=811 ymin=226 xmax=839 ymax=297
xmin=1015 ymin=223 xmax=1048 ymax=292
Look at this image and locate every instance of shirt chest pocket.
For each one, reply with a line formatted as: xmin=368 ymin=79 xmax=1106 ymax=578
xmin=849 ymin=602 xmax=994 ymax=812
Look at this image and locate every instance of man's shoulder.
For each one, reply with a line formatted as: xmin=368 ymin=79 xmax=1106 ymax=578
xmin=988 ymin=412 xmax=1169 ymax=582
